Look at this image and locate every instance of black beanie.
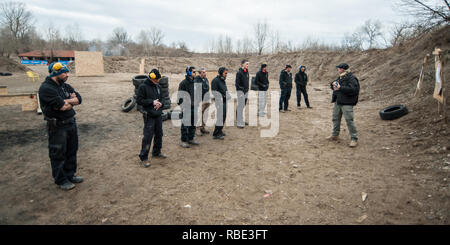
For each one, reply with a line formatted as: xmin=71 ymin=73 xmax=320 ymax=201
xmin=149 ymin=69 xmax=162 ymax=80
xmin=218 ymin=67 xmax=227 ymax=76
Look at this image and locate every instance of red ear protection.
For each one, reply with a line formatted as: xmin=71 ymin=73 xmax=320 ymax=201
xmin=244 ymin=69 xmax=247 ymax=73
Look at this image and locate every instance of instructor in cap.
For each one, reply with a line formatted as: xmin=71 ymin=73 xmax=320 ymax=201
xmin=136 ymin=69 xmax=167 ymax=167
xmin=38 ymin=62 xmax=83 ymax=190
xmin=328 ymin=63 xmax=360 ymax=148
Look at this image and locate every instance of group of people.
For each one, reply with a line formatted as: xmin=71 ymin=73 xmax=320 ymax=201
xmin=38 ymin=60 xmax=360 ymax=190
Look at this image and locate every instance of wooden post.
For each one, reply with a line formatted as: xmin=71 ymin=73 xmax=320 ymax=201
xmin=414 ymin=54 xmax=430 ymax=97
xmin=139 ymin=58 xmax=145 ymax=74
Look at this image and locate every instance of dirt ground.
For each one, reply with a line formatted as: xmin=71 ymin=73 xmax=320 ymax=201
xmin=0 ymin=64 xmax=448 ymax=225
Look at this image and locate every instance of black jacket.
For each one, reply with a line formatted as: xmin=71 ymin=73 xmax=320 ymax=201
xmin=194 ymin=75 xmax=210 ymax=101
xmin=235 ymin=68 xmax=249 ymax=93
xmin=295 ymin=71 xmax=308 ymax=86
xmin=136 ymin=78 xmax=164 ymax=117
xmin=177 ymin=75 xmax=202 ymax=108
xmin=279 ymin=69 xmax=293 ymax=89
xmin=211 ymin=75 xmax=229 ymax=101
xmin=255 ymin=69 xmax=269 ymax=91
xmin=330 ymin=72 xmax=360 ymax=106
xmin=38 ymin=76 xmax=82 ymax=120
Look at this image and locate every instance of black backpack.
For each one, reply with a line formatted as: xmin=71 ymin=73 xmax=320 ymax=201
xmin=251 ymin=76 xmax=259 ymax=91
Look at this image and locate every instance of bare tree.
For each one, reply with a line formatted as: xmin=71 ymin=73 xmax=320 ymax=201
xmin=241 ymin=35 xmax=254 ymax=55
xmin=149 ymin=27 xmax=164 ymax=47
xmin=110 ymin=27 xmax=130 ymax=46
xmin=64 ymin=23 xmax=84 ymax=50
xmin=0 ymin=1 xmax=33 ymax=54
xmin=253 ymin=19 xmax=269 ymax=55
xmin=398 ymin=0 xmax=450 ymax=27
xmin=359 ymin=19 xmax=383 ymax=49
xmin=341 ymin=32 xmax=363 ymax=51
xmin=137 ymin=30 xmax=150 ymax=55
xmin=223 ymin=35 xmax=233 ymax=54
xmin=269 ymin=30 xmax=281 ymax=54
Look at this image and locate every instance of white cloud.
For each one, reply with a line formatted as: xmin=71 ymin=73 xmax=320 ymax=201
xmin=20 ymin=0 xmax=411 ymax=52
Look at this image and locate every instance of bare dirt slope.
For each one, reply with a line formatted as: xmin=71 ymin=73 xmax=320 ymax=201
xmin=0 ymin=69 xmax=448 ymax=224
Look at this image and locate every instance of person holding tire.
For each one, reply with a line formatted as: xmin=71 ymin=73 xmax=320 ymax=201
xmin=327 ymin=63 xmax=360 ymax=148
xmin=136 ymin=69 xmax=167 ymax=168
xmin=38 ymin=62 xmax=83 ymax=190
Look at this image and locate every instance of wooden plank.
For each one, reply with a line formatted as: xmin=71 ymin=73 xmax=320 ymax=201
xmin=74 ymin=51 xmax=105 ymax=77
xmin=0 ymin=93 xmax=38 ymax=111
xmin=0 ymin=86 xmax=7 ymax=95
xmin=36 ymin=92 xmax=42 ymax=114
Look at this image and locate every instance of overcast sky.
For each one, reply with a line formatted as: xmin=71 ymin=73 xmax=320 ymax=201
xmin=21 ymin=0 xmax=413 ymax=52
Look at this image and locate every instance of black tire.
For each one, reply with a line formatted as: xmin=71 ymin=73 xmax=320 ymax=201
xmin=159 ymin=76 xmax=169 ymax=85
xmin=160 ymin=86 xmax=169 ymax=93
xmin=136 ymin=104 xmax=144 ymax=113
xmin=170 ymin=109 xmax=183 ymax=120
xmin=0 ymin=72 xmax=12 ymax=76
xmin=132 ymin=75 xmax=147 ymax=90
xmin=121 ymin=97 xmax=136 ymax=112
xmin=162 ymin=100 xmax=171 ymax=110
xmin=162 ymin=111 xmax=169 ymax=121
xmin=379 ymin=105 xmax=408 ymax=120
xmin=160 ymin=82 xmax=169 ymax=88
xmin=161 ymin=91 xmax=169 ymax=98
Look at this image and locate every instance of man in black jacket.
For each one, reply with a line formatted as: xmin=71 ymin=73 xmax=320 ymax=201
xmin=38 ymin=62 xmax=83 ymax=190
xmin=211 ymin=67 xmax=229 ymax=140
xmin=235 ymin=59 xmax=249 ymax=128
xmin=295 ymin=65 xmax=312 ymax=109
xmin=279 ymin=65 xmax=293 ymax=112
xmin=255 ymin=64 xmax=269 ymax=117
xmin=194 ymin=68 xmax=211 ymax=135
xmin=136 ymin=69 xmax=167 ymax=167
xmin=328 ymin=63 xmax=360 ymax=148
xmin=177 ymin=66 xmax=201 ymax=148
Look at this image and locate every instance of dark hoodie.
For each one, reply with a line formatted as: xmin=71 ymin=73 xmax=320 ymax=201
xmin=255 ymin=65 xmax=269 ymax=91
xmin=136 ymin=78 xmax=164 ymax=117
xmin=38 ymin=76 xmax=82 ymax=120
xmin=235 ymin=67 xmax=249 ymax=93
xmin=330 ymin=71 xmax=360 ymax=106
xmin=295 ymin=66 xmax=308 ymax=86
xmin=279 ymin=69 xmax=293 ymax=89
xmin=177 ymin=75 xmax=202 ymax=108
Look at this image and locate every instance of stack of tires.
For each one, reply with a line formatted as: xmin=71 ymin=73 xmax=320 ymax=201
xmin=159 ymin=76 xmax=171 ymax=110
xmin=121 ymin=75 xmax=172 ymax=122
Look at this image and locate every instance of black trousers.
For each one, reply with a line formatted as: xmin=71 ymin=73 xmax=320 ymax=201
xmin=279 ymin=87 xmax=292 ymax=110
xmin=47 ymin=120 xmax=78 ymax=185
xmin=213 ymin=98 xmax=227 ymax=136
xmin=236 ymin=91 xmax=248 ymax=126
xmin=139 ymin=115 xmax=163 ymax=161
xmin=181 ymin=107 xmax=196 ymax=142
xmin=296 ymin=85 xmax=310 ymax=107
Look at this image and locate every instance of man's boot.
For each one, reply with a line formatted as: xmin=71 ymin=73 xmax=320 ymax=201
xmin=326 ymin=135 xmax=339 ymax=141
xmin=349 ymin=140 xmax=358 ymax=148
xmin=200 ymin=127 xmax=210 ymax=135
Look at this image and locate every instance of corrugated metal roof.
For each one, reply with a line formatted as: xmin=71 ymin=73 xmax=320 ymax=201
xmin=18 ymin=50 xmax=75 ymax=58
